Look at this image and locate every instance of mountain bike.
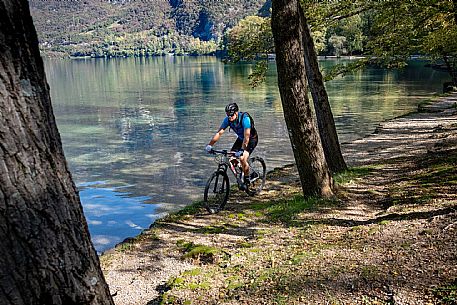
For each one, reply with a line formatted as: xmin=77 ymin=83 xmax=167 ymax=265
xmin=203 ymin=149 xmax=266 ymax=213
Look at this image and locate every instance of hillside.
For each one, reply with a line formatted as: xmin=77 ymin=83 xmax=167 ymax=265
xmin=28 ymin=0 xmax=268 ymax=57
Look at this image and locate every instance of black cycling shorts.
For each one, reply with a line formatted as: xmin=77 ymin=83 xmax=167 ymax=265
xmin=231 ymin=135 xmax=258 ymax=154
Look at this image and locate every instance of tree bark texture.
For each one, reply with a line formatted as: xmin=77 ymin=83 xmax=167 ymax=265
xmin=271 ymin=0 xmax=333 ymax=197
xmin=300 ymin=6 xmax=347 ymax=173
xmin=0 ymin=1 xmax=114 ymax=304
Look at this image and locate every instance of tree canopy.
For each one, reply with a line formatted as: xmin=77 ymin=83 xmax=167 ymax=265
xmin=226 ymin=0 xmax=457 ymax=84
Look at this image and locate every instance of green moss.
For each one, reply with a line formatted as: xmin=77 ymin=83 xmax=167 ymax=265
xmin=188 ymin=281 xmax=211 ymax=290
xmin=237 ymin=241 xmax=253 ymax=248
xmin=167 ymin=276 xmax=185 ymax=288
xmin=226 ymin=276 xmax=244 ymax=290
xmin=160 ymin=291 xmax=177 ymax=305
xmin=249 ymin=247 xmax=262 ymax=253
xmin=194 ymin=225 xmax=226 ymax=234
xmin=177 ymin=241 xmax=221 ymax=263
xmin=116 ymin=241 xmax=134 ymax=252
xmin=184 ymin=245 xmax=219 ymax=258
xmin=182 ymin=268 xmax=203 ymax=276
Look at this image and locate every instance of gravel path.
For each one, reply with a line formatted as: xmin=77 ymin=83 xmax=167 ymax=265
xmin=100 ymin=92 xmax=457 ymax=305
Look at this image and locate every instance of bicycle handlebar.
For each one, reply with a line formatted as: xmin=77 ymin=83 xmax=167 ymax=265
xmin=209 ymin=149 xmax=237 ymax=157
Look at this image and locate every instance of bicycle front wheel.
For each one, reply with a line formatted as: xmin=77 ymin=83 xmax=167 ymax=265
xmin=203 ymin=170 xmax=230 ymax=213
xmin=247 ymin=157 xmax=266 ymax=196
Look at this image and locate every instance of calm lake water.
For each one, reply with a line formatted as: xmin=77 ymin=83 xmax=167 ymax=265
xmin=44 ymin=56 xmax=450 ymax=253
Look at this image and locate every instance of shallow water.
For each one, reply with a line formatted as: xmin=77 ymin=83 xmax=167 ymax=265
xmin=44 ymin=56 xmax=450 ymax=252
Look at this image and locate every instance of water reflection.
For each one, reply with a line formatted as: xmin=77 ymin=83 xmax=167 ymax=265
xmin=44 ymin=57 xmax=450 ymax=252
xmin=78 ymin=181 xmax=160 ymax=253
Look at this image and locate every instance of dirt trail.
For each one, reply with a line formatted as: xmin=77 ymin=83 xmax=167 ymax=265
xmin=101 ymin=93 xmax=457 ymax=305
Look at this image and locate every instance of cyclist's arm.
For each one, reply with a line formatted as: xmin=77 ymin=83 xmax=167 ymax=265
xmin=241 ymin=114 xmax=252 ymax=150
xmin=242 ymin=128 xmax=251 ymax=150
xmin=208 ymin=128 xmax=225 ymax=146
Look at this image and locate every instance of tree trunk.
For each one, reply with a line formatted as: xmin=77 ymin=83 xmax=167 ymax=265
xmin=442 ymin=54 xmax=457 ymax=87
xmin=271 ymin=0 xmax=333 ymax=197
xmin=300 ymin=7 xmax=347 ymax=173
xmin=0 ymin=1 xmax=114 ymax=304
xmin=453 ymin=0 xmax=457 ymax=25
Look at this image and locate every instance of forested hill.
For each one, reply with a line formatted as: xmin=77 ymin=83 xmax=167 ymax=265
xmin=28 ymin=0 xmax=270 ymax=58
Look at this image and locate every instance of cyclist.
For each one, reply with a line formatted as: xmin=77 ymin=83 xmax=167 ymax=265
xmin=206 ymin=102 xmax=258 ymax=189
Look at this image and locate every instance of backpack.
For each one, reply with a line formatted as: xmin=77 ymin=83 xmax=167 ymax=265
xmin=241 ymin=112 xmax=255 ymax=131
xmin=239 ymin=111 xmax=257 ymax=137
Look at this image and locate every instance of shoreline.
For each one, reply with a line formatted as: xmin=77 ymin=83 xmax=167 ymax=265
xmin=100 ymin=92 xmax=457 ymax=305
xmin=105 ymin=92 xmax=451 ymax=255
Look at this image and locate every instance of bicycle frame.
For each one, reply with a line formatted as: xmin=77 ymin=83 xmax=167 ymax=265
xmin=213 ymin=149 xmax=243 ymax=184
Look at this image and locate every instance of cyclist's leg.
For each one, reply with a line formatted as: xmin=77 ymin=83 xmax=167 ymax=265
xmin=240 ymin=136 xmax=258 ymax=182
xmin=246 ymin=134 xmax=258 ymax=154
xmin=230 ymin=138 xmax=242 ymax=152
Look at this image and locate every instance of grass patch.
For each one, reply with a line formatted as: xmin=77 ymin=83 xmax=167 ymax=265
xmin=360 ymin=265 xmax=380 ymax=281
xmin=228 ymin=213 xmax=246 ymax=220
xmin=226 ymin=275 xmax=244 ymax=290
xmin=159 ymin=201 xmax=204 ymax=223
xmin=182 ymin=268 xmax=203 ymax=277
xmin=188 ymin=281 xmax=211 ymax=290
xmin=433 ymin=278 xmax=457 ymax=304
xmin=194 ymin=225 xmax=227 ymax=234
xmin=417 ymin=99 xmax=434 ymax=112
xmin=252 ymin=195 xmax=334 ymax=225
xmin=167 ymin=276 xmax=185 ymax=289
xmin=333 ymin=165 xmax=380 ymax=185
xmin=176 ymin=240 xmax=222 ymax=263
xmin=237 ymin=240 xmax=253 ymax=248
xmin=290 ymin=251 xmax=315 ymax=265
xmin=115 ymin=236 xmax=140 ymax=252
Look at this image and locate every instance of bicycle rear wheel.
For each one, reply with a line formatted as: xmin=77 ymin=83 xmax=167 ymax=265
xmin=246 ymin=157 xmax=266 ymax=196
xmin=203 ymin=170 xmax=230 ymax=213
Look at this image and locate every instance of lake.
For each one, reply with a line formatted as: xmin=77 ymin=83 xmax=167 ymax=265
xmin=44 ymin=56 xmax=450 ymax=253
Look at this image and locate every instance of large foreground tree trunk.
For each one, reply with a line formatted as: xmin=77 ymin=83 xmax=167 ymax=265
xmin=271 ymin=0 xmax=333 ymax=197
xmin=0 ymin=1 xmax=114 ymax=304
xmin=300 ymin=6 xmax=347 ymax=173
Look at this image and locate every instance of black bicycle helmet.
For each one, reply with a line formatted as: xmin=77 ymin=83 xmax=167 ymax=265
xmin=225 ymin=102 xmax=239 ymax=116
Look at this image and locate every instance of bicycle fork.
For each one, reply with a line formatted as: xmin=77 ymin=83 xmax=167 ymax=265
xmin=213 ymin=164 xmax=228 ymax=194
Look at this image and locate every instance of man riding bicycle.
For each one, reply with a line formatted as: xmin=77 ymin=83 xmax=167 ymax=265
xmin=206 ymin=103 xmax=258 ymax=189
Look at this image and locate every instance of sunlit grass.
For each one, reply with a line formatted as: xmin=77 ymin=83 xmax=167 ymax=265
xmin=251 ymin=195 xmax=334 ymax=225
xmin=333 ymin=165 xmax=380 ymax=185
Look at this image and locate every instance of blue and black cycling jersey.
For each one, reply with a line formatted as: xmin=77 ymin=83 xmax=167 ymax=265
xmin=220 ymin=112 xmax=257 ymax=140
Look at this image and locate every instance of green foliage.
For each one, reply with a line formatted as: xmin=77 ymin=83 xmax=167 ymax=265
xmin=365 ymin=0 xmax=457 ymax=81
xmin=304 ymin=0 xmax=457 ymax=82
xmin=326 ymin=14 xmax=365 ymax=55
xmin=323 ymin=57 xmax=370 ymax=81
xmin=248 ymin=60 xmax=269 ymax=87
xmin=327 ymin=35 xmax=347 ymax=57
xmin=29 ymin=0 xmax=266 ymax=57
xmin=226 ymin=15 xmax=274 ymax=62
